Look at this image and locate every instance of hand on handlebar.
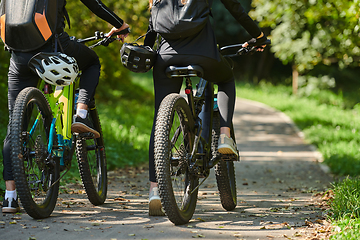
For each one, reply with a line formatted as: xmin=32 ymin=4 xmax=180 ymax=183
xmin=245 ymin=32 xmax=269 ymax=51
xmin=106 ymin=22 xmax=130 ymax=43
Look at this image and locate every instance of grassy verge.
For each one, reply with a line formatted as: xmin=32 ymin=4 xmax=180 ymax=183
xmin=328 ymin=177 xmax=360 ymax=239
xmin=236 ymin=81 xmax=360 ymax=176
xmin=236 ymin=81 xmax=360 ymax=239
xmin=61 ymin=74 xmax=155 ymax=183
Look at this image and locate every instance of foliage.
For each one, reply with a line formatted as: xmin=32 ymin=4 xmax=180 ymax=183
xmin=298 ymin=75 xmax=336 ymax=97
xmin=211 ymin=0 xmax=253 ymax=45
xmin=250 ymin=0 xmax=360 ymax=72
xmin=65 ymin=0 xmax=150 ymax=100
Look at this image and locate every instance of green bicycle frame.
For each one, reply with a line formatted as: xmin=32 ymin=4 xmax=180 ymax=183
xmin=40 ymin=81 xmax=75 ymax=166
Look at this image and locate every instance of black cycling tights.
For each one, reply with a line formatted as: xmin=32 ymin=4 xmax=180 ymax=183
xmin=148 ymin=54 xmax=236 ymax=182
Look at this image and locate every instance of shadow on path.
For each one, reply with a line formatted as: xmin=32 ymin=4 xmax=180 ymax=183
xmin=0 ymin=98 xmax=333 ymax=240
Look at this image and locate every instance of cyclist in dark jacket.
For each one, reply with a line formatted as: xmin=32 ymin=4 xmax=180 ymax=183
xmin=144 ymin=0 xmax=268 ymax=216
xmin=1 ymin=0 xmax=129 ymax=213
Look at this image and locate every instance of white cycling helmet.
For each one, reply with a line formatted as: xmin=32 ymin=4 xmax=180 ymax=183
xmin=28 ymin=52 xmax=79 ymax=86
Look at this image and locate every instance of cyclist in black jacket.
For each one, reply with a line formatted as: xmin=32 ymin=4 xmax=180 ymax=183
xmin=144 ymin=0 xmax=268 ymax=216
xmin=1 ymin=0 xmax=129 ymax=213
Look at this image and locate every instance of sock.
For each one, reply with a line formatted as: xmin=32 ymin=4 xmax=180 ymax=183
xmin=5 ymin=190 xmax=17 ymax=200
xmin=76 ymin=109 xmax=88 ymax=119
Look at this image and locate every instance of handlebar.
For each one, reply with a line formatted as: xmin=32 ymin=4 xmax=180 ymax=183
xmin=220 ymin=39 xmax=271 ymax=58
xmin=76 ymin=28 xmax=131 ymax=48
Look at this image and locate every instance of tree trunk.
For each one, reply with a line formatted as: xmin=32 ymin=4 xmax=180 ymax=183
xmin=292 ymin=65 xmax=298 ymax=95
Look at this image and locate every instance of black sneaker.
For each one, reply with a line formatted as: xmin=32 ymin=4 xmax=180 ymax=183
xmin=71 ymin=115 xmax=100 ymax=138
xmin=2 ymin=197 xmax=20 ymax=213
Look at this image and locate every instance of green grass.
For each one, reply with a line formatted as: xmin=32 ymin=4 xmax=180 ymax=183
xmin=329 ymin=177 xmax=360 ymax=219
xmin=328 ymin=177 xmax=360 ymax=239
xmin=235 ymin=81 xmax=360 ymax=239
xmin=236 ymin=81 xmax=360 ymax=176
xmin=61 ymin=74 xmax=155 ymax=183
xmin=329 ymin=217 xmax=360 ymax=240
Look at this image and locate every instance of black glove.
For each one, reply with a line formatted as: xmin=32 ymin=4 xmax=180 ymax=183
xmin=247 ymin=33 xmax=269 ymax=47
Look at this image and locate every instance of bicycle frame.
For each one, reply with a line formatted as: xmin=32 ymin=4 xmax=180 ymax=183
xmin=183 ymin=77 xmax=221 ymax=176
xmin=34 ymin=80 xmax=76 ymax=169
xmin=24 ymin=29 xmax=131 ymax=178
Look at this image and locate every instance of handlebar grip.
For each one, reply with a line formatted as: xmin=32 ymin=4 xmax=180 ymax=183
xmin=263 ymin=39 xmax=271 ymax=46
xmin=116 ymin=28 xmax=131 ymax=35
xmin=248 ymin=38 xmax=271 ymax=47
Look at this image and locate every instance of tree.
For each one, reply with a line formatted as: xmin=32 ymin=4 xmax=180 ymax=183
xmin=250 ymin=0 xmax=360 ymax=93
xmin=65 ymin=0 xmax=150 ymax=100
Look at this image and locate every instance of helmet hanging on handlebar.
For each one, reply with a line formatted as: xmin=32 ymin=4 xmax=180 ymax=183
xmin=28 ymin=52 xmax=79 ymax=86
xmin=120 ymin=43 xmax=157 ymax=73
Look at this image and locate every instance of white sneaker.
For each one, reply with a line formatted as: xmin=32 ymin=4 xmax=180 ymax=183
xmin=149 ymin=187 xmax=165 ymax=216
xmin=2 ymin=197 xmax=20 ymax=213
xmin=218 ymin=134 xmax=239 ymax=157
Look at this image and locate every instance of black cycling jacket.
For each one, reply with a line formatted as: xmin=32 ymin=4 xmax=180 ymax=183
xmin=144 ymin=0 xmax=262 ymax=60
xmin=57 ymin=0 xmax=124 ymax=33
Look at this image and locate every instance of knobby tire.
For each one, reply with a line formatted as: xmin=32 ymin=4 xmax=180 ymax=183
xmin=154 ymin=94 xmax=199 ymax=225
xmin=212 ymin=111 xmax=237 ymax=211
xmin=10 ymin=87 xmax=60 ymax=219
xmin=76 ymin=106 xmax=107 ymax=205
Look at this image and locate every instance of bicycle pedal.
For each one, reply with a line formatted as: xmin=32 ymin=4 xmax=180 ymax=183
xmin=221 ymin=154 xmax=239 ymax=161
xmin=77 ymin=132 xmax=95 ymax=139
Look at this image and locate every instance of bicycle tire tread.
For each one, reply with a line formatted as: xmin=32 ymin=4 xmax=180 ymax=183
xmin=10 ymin=87 xmax=59 ymax=219
xmin=76 ymin=107 xmax=107 ymax=206
xmin=154 ymin=94 xmax=198 ymax=225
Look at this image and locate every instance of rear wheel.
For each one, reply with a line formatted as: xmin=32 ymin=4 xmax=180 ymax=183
xmin=10 ymin=87 xmax=60 ymax=219
xmin=154 ymin=94 xmax=199 ymax=225
xmin=76 ymin=105 xmax=107 ymax=205
xmin=212 ymin=111 xmax=237 ymax=211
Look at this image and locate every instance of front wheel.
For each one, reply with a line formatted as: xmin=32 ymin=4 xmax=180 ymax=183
xmin=154 ymin=94 xmax=199 ymax=225
xmin=212 ymin=111 xmax=237 ymax=211
xmin=10 ymin=87 xmax=60 ymax=219
xmin=76 ymin=105 xmax=107 ymax=205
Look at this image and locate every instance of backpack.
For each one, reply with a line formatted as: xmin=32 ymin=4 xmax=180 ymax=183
xmin=0 ymin=0 xmax=58 ymax=52
xmin=151 ymin=0 xmax=211 ymax=40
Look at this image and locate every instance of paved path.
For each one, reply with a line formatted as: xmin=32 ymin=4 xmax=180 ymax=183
xmin=0 ymin=98 xmax=333 ymax=240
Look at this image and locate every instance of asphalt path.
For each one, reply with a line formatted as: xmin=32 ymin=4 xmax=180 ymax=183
xmin=0 ymin=98 xmax=333 ymax=240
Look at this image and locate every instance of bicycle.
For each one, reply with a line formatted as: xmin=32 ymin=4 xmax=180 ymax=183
xmin=154 ymin=39 xmax=271 ymax=225
xmin=9 ymin=30 xmax=129 ymax=219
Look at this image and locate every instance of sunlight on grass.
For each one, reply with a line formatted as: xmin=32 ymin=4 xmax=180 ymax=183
xmin=330 ymin=217 xmax=360 ymax=240
xmin=328 ymin=178 xmax=360 ymax=240
xmin=236 ymin=81 xmax=360 ymax=176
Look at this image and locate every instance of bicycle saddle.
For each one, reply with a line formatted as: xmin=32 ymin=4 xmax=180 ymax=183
xmin=166 ymin=65 xmax=204 ymax=78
